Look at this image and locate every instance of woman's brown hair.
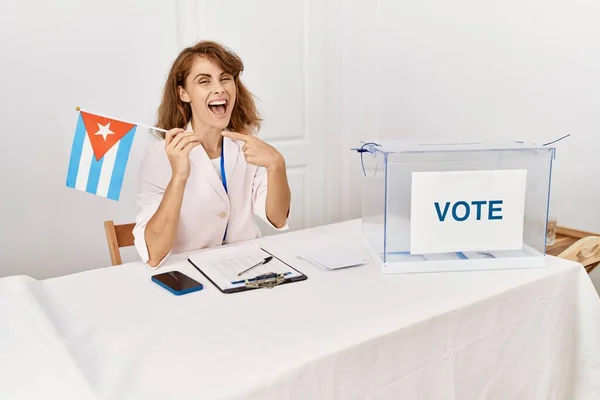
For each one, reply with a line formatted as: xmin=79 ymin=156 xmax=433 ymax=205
xmin=154 ymin=41 xmax=261 ymax=138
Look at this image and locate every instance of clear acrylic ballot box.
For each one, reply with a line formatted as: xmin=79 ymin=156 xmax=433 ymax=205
xmin=355 ymin=140 xmax=555 ymax=273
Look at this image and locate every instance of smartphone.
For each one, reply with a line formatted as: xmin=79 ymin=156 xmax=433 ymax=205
xmin=151 ymin=271 xmax=203 ymax=295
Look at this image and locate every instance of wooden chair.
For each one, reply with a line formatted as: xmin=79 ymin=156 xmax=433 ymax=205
xmin=104 ymin=220 xmax=136 ymax=266
xmin=547 ymin=225 xmax=600 ymax=274
xmin=557 ymin=236 xmax=600 ymax=274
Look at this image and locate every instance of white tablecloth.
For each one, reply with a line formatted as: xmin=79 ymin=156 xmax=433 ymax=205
xmin=1 ymin=220 xmax=600 ymax=399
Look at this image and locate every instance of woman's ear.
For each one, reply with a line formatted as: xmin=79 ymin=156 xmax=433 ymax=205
xmin=178 ymin=86 xmax=191 ymax=103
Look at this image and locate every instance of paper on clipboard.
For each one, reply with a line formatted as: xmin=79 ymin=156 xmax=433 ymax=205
xmin=188 ymin=244 xmax=302 ymax=291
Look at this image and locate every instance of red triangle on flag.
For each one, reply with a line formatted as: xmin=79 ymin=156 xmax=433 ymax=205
xmin=81 ymin=111 xmax=137 ymax=160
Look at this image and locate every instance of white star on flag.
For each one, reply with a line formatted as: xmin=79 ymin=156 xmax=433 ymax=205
xmin=95 ymin=122 xmax=115 ymax=141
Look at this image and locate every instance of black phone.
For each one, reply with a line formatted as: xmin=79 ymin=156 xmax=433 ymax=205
xmin=151 ymin=271 xmax=203 ymax=295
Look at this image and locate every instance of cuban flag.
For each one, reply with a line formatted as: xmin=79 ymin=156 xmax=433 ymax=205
xmin=66 ymin=110 xmax=137 ymax=201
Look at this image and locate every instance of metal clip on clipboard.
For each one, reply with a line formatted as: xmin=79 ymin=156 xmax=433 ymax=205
xmin=243 ymin=272 xmax=286 ymax=289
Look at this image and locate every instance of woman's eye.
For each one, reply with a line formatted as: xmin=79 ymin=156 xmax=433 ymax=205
xmin=198 ymin=79 xmax=209 ymax=85
xmin=221 ymin=76 xmax=231 ymax=81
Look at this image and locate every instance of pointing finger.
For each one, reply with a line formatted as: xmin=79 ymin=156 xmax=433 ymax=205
xmin=222 ymin=131 xmax=248 ymax=142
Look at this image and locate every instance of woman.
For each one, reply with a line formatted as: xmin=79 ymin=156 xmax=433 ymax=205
xmin=133 ymin=41 xmax=291 ymax=268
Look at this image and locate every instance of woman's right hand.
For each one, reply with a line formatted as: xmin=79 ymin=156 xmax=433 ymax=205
xmin=165 ymin=128 xmax=201 ymax=181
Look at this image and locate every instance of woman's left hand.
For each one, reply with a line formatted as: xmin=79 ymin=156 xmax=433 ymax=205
xmin=222 ymin=131 xmax=285 ymax=171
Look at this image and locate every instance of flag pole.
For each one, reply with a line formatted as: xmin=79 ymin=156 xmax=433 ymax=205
xmin=76 ymin=106 xmax=169 ymax=133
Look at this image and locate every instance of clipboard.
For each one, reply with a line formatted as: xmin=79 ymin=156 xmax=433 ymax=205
xmin=187 ymin=245 xmax=307 ymax=294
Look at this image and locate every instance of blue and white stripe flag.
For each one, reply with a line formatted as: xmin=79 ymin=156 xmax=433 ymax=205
xmin=66 ymin=109 xmax=137 ymax=201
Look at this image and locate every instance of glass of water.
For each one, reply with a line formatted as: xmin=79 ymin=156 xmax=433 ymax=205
xmin=546 ymin=215 xmax=557 ymax=246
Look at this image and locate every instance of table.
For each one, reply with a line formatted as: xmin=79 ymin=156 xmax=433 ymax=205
xmin=1 ymin=220 xmax=600 ymax=399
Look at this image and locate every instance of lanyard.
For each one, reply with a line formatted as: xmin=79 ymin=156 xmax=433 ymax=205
xmin=220 ymin=143 xmax=228 ymax=194
xmin=220 ymin=143 xmax=228 ymax=242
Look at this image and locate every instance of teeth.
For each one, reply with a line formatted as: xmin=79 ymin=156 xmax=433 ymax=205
xmin=209 ymin=100 xmax=226 ymax=106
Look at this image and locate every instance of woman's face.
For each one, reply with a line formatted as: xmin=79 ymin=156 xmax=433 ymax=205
xmin=179 ymin=56 xmax=236 ymax=132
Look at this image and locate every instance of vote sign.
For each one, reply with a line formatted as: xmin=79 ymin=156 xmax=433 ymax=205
xmin=410 ymin=169 xmax=527 ymax=254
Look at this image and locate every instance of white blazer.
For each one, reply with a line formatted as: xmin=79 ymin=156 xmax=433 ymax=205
xmin=132 ymin=127 xmax=289 ymax=267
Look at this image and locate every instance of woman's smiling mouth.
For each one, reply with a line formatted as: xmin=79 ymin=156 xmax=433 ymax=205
xmin=208 ymin=99 xmax=228 ymax=117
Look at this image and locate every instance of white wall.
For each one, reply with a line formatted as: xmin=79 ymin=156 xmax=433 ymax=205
xmin=0 ymin=0 xmax=179 ymax=279
xmin=326 ymin=0 xmax=600 ymax=233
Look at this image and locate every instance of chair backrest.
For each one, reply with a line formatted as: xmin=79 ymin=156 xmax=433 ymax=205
xmin=104 ymin=220 xmax=136 ymax=266
xmin=558 ymin=236 xmax=600 ymax=273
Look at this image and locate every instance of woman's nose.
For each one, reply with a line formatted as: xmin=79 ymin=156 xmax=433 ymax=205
xmin=213 ymin=84 xmax=225 ymax=94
